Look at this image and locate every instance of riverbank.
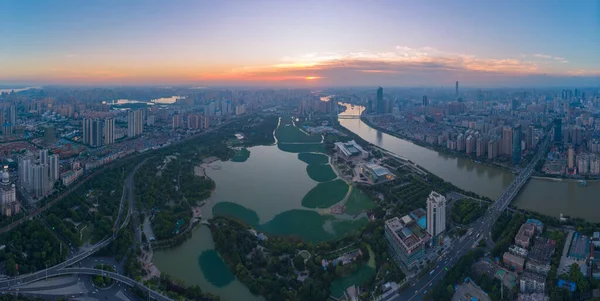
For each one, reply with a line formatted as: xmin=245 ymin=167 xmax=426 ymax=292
xmin=360 ymin=116 xmax=518 ymax=175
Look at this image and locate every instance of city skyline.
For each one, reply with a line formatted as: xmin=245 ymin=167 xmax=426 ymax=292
xmin=1 ymin=0 xmax=599 ymax=87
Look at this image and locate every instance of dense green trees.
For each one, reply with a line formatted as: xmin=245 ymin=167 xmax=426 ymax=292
xmin=491 ymin=212 xmax=525 ymax=258
xmin=451 ymin=199 xmax=488 ymax=225
xmin=0 ymin=220 xmax=67 ymax=276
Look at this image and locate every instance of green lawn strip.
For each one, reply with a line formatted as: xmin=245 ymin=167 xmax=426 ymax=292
xmin=275 ymin=124 xmax=322 ymax=144
xmin=344 ymin=188 xmax=376 ymax=215
xmin=278 ymin=143 xmax=326 ymax=153
xmin=306 ymin=164 xmax=337 ymax=182
xmin=301 ymin=179 xmax=349 ymax=208
xmin=298 ymin=153 xmax=329 ymax=165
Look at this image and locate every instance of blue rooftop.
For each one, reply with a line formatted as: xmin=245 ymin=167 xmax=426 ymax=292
xmin=557 ymin=280 xmax=576 ymax=292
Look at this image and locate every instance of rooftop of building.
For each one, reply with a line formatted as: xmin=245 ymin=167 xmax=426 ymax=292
xmin=503 ymin=252 xmax=525 ymax=265
xmin=385 ymin=216 xmax=428 ymax=250
xmin=528 ymin=238 xmax=555 ymax=263
xmin=364 ymin=162 xmax=392 ymax=176
xmin=526 ymin=219 xmax=544 ymax=228
xmin=426 ymin=190 xmax=446 ymax=204
xmin=522 ymin=271 xmax=546 ymax=282
xmin=335 ymin=140 xmax=365 ymax=157
xmin=451 ymin=277 xmax=491 ymax=301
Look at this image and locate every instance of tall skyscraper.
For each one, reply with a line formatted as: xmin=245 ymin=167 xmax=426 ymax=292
xmin=39 ymin=149 xmax=49 ymax=165
xmin=0 ymin=167 xmax=19 ymax=217
xmin=426 ymin=191 xmax=446 ymax=237
xmin=512 ymin=124 xmax=522 ymax=165
xmin=422 ymin=95 xmax=429 ymax=106
xmin=553 ymin=118 xmax=562 ymax=144
xmin=49 ymin=154 xmax=59 ymax=182
xmin=128 ymin=110 xmax=144 ymax=137
xmin=455 ymin=81 xmax=459 ymax=96
xmin=172 ymin=114 xmax=182 ymax=129
xmin=8 ymin=105 xmax=16 ymax=124
xmin=376 ymin=87 xmax=384 ymax=114
xmin=91 ymin=119 xmax=102 ymax=147
xmin=568 ymin=145 xmax=575 ymax=169
xmin=502 ymin=126 xmax=513 ymax=156
xmin=82 ymin=118 xmax=92 ymax=145
xmin=31 ymin=164 xmax=49 ymax=199
xmin=527 ymin=125 xmax=535 ymax=150
xmin=104 ymin=118 xmax=115 ymax=145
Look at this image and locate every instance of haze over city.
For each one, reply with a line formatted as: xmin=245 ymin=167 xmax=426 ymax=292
xmin=2 ymin=2 xmax=600 ymax=301
xmin=1 ymin=0 xmax=599 ymax=87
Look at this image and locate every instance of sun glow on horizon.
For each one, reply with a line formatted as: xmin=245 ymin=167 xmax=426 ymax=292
xmin=305 ymin=76 xmax=320 ymax=80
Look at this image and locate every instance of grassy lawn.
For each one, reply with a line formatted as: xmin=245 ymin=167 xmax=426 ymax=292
xmin=345 ymin=188 xmax=376 ymax=215
xmin=230 ymin=148 xmax=251 ymax=162
xmin=306 ymin=164 xmax=337 ymax=182
xmin=79 ymin=223 xmax=93 ymax=244
xmin=302 ymin=179 xmax=349 ymax=208
xmin=276 ymin=124 xmax=322 ymax=144
xmin=298 ymin=153 xmax=329 ymax=165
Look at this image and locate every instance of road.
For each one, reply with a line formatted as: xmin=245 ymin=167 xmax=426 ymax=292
xmin=1 ymin=268 xmax=172 ymax=301
xmin=391 ymin=134 xmax=550 ymax=301
xmin=0 ymin=122 xmax=235 ymax=299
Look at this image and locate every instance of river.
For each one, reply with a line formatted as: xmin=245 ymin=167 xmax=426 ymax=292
xmin=338 ymin=103 xmax=600 ymax=222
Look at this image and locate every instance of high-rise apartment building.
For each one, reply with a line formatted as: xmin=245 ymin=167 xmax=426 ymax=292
xmin=455 ymin=81 xmax=459 ymax=96
xmin=502 ymin=126 xmax=513 ymax=157
xmin=488 ymin=139 xmax=499 ymax=159
xmin=39 ymin=149 xmax=49 ymax=166
xmin=8 ymin=105 xmax=16 ymax=124
xmin=172 ymin=114 xmax=182 ymax=129
xmin=49 ymin=154 xmax=60 ymax=182
xmin=553 ymin=118 xmax=562 ymax=144
xmin=18 ymin=156 xmax=31 ymax=188
xmin=527 ymin=125 xmax=535 ymax=150
xmin=568 ymin=145 xmax=575 ymax=169
xmin=376 ymin=87 xmax=384 ymax=114
xmin=31 ymin=164 xmax=49 ymax=199
xmin=426 ymin=191 xmax=446 ymax=237
xmin=422 ymin=95 xmax=429 ymax=107
xmin=82 ymin=118 xmax=103 ymax=147
xmin=128 ymin=110 xmax=144 ymax=137
xmin=104 ymin=118 xmax=115 ymax=145
xmin=512 ymin=124 xmax=522 ymax=165
xmin=91 ymin=119 xmax=102 ymax=147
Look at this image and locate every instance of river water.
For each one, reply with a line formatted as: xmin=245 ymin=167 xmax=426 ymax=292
xmin=338 ymin=103 xmax=599 ymax=222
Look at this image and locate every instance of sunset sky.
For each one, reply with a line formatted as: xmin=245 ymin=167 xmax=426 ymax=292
xmin=1 ymin=0 xmax=599 ymax=87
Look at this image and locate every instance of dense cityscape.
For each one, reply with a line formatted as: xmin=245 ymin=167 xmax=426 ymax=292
xmin=0 ymin=84 xmax=598 ymax=301
xmin=1 ymin=1 xmax=599 ymax=301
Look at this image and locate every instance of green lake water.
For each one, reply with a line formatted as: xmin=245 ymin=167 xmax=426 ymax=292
xmin=152 ymin=118 xmax=369 ymax=300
